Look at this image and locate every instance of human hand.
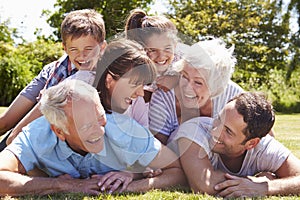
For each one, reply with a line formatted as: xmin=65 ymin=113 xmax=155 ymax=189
xmin=92 ymin=171 xmax=134 ymax=194
xmin=57 ymin=174 xmax=73 ymax=179
xmin=156 ymin=75 xmax=179 ymax=92
xmin=214 ymin=173 xmax=268 ymax=198
xmin=6 ymin=129 xmax=18 ymax=145
xmin=253 ymin=171 xmax=276 ymax=181
xmin=142 ymin=167 xmax=162 ymax=178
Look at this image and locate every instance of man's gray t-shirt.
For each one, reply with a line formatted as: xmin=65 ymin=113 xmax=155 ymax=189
xmin=171 ymin=117 xmax=291 ymax=176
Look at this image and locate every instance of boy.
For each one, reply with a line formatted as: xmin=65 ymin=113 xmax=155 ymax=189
xmin=0 ymin=9 xmax=106 ymax=148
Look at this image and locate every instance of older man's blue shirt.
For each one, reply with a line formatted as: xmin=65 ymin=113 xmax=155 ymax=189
xmin=6 ymin=113 xmax=161 ymax=178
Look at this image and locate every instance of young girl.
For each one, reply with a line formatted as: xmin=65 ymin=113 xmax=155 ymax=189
xmin=123 ymin=9 xmax=180 ymax=128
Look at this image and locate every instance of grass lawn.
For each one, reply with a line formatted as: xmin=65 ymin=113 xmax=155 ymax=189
xmin=0 ymin=108 xmax=300 ymax=200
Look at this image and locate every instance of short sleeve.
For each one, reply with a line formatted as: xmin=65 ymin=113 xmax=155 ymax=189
xmin=20 ymin=62 xmax=55 ymax=103
xmin=5 ymin=117 xmax=55 ymax=172
xmin=255 ymin=135 xmax=291 ymax=172
xmin=170 ymin=117 xmax=213 ymax=155
xmin=104 ymin=113 xmax=161 ymax=167
xmin=149 ymin=89 xmax=178 ymax=136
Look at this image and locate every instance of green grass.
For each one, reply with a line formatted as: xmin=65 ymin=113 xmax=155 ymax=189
xmin=0 ymin=107 xmax=7 ymax=114
xmin=273 ymin=113 xmax=300 ymax=158
xmin=0 ymin=108 xmax=300 ymax=200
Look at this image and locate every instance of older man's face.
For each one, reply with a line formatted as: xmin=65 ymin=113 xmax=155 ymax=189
xmin=64 ymin=95 xmax=106 ymax=155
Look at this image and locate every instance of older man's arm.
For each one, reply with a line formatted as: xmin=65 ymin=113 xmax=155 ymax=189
xmin=0 ymin=150 xmax=101 ymax=196
xmin=125 ymin=145 xmax=188 ymax=192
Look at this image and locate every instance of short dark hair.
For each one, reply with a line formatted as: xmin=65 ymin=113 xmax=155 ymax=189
xmin=231 ymin=92 xmax=275 ymax=140
xmin=61 ymin=9 xmax=105 ymax=45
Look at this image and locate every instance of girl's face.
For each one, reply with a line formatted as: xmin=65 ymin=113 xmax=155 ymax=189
xmin=145 ymin=33 xmax=176 ymax=76
xmin=64 ymin=35 xmax=105 ymax=71
xmin=106 ymin=74 xmax=144 ymax=113
xmin=179 ymin=63 xmax=211 ymax=109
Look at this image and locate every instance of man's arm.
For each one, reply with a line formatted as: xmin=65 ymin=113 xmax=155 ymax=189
xmin=125 ymin=144 xmax=188 ymax=192
xmin=0 ymin=150 xmax=101 ymax=196
xmin=177 ymin=138 xmax=226 ymax=195
xmin=267 ymin=153 xmax=300 ymax=195
xmin=215 ymin=154 xmax=300 ymax=198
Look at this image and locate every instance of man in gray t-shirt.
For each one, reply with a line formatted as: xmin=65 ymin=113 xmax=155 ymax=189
xmin=172 ymin=92 xmax=300 ymax=198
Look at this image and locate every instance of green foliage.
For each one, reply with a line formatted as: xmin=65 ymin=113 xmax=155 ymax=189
xmin=45 ymin=0 xmax=153 ymax=40
xmin=0 ymin=20 xmax=17 ymax=44
xmin=0 ymin=38 xmax=63 ymax=106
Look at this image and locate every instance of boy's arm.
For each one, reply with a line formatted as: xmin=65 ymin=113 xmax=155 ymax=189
xmin=0 ymin=150 xmax=102 ymax=196
xmin=6 ymin=102 xmax=42 ymax=145
xmin=0 ymin=95 xmax=35 ymax=135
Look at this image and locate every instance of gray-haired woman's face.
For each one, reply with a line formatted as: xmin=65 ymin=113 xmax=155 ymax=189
xmin=178 ymin=63 xmax=211 ymax=109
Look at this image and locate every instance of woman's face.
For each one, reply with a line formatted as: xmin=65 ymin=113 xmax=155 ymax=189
xmin=179 ymin=63 xmax=211 ymax=109
xmin=107 ymin=75 xmax=144 ymax=113
xmin=145 ymin=33 xmax=176 ymax=76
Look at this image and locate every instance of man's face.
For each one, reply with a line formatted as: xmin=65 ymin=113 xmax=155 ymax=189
xmin=64 ymin=95 xmax=106 ymax=155
xmin=64 ymin=35 xmax=105 ymax=70
xmin=209 ymin=100 xmax=248 ymax=158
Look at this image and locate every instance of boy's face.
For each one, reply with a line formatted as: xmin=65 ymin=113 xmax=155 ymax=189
xmin=145 ymin=32 xmax=176 ymax=76
xmin=64 ymin=35 xmax=105 ymax=70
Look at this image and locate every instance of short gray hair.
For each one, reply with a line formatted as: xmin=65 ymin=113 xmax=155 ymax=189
xmin=175 ymin=38 xmax=236 ymax=97
xmin=39 ymin=79 xmax=100 ymax=133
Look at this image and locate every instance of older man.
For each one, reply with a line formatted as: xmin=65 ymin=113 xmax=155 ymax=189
xmin=0 ymin=80 xmax=186 ymax=197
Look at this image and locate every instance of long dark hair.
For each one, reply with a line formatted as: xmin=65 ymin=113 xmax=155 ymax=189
xmin=93 ymin=38 xmax=157 ymax=113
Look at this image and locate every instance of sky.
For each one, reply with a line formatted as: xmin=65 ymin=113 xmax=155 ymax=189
xmin=0 ymin=0 xmax=57 ymax=42
xmin=0 ymin=0 xmax=297 ymax=43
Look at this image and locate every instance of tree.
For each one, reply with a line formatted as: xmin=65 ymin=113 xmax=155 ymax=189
xmin=45 ymin=0 xmax=153 ymax=40
xmin=285 ymin=0 xmax=300 ymax=80
xmin=167 ymin=0 xmax=293 ymax=87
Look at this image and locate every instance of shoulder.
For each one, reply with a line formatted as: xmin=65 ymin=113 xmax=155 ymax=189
xmin=172 ymin=117 xmax=213 ymax=151
xmin=7 ymin=116 xmax=58 ymax=158
xmin=226 ymin=80 xmax=244 ymax=93
xmin=22 ymin=116 xmax=58 ymax=150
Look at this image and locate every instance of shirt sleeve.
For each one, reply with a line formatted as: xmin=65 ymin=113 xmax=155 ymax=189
xmin=171 ymin=117 xmax=213 ymax=155
xmin=105 ymin=113 xmax=161 ymax=167
xmin=255 ymin=135 xmax=291 ymax=172
xmin=149 ymin=89 xmax=178 ymax=136
xmin=20 ymin=61 xmax=55 ymax=103
xmin=5 ymin=117 xmax=54 ymax=172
